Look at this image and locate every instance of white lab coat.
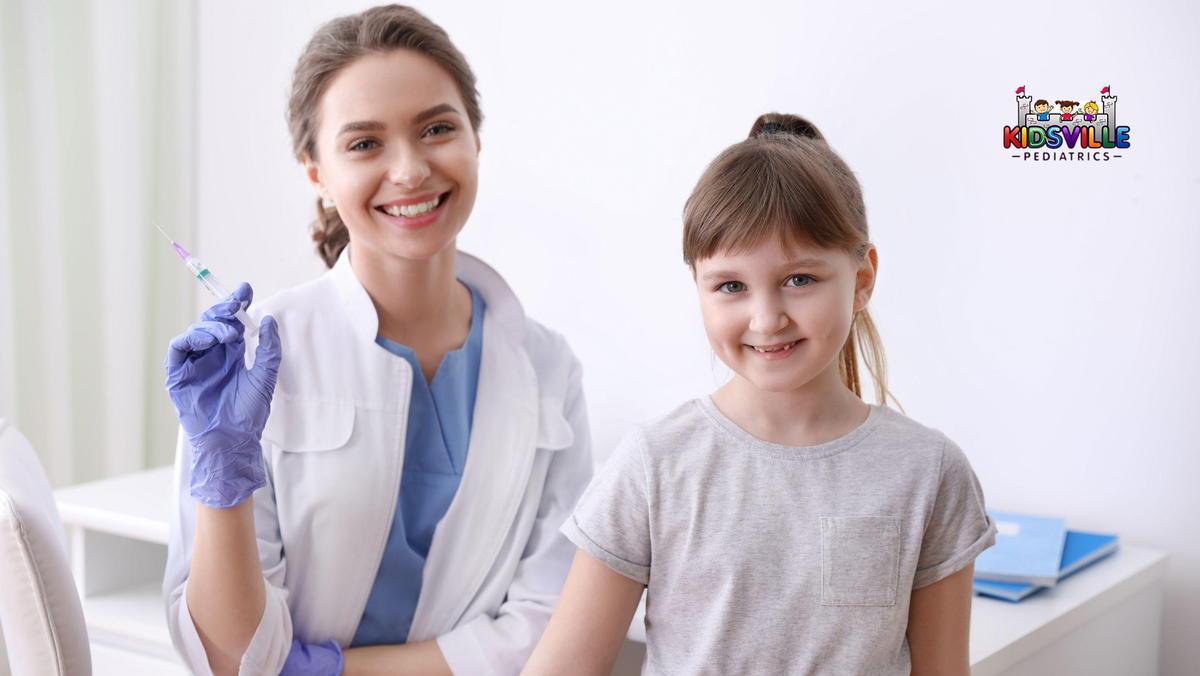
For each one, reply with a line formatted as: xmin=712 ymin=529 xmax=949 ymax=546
xmin=163 ymin=248 xmax=594 ymax=675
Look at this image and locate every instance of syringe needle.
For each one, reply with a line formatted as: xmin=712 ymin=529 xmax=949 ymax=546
xmin=153 ymin=222 xmax=175 ymax=244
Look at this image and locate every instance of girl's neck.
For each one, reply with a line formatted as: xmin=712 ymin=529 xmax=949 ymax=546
xmin=710 ymin=367 xmax=870 ymax=448
xmin=348 ymin=240 xmax=471 ymax=347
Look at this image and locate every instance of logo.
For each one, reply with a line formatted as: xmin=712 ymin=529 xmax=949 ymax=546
xmin=1005 ymin=85 xmax=1129 ymax=162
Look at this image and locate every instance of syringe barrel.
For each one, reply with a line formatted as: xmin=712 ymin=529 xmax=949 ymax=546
xmin=190 ymin=261 xmax=260 ymax=339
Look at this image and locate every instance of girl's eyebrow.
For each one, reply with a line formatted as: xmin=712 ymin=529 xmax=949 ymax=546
xmin=700 ymin=258 xmax=829 ymax=281
xmin=335 ymin=103 xmax=462 ymax=138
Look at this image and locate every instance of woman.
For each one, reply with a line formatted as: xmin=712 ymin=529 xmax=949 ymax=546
xmin=162 ymin=6 xmax=593 ymax=675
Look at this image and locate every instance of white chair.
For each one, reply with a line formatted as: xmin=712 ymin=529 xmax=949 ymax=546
xmin=0 ymin=418 xmax=92 ymax=675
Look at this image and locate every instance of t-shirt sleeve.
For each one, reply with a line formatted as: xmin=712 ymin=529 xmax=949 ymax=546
xmin=912 ymin=436 xmax=998 ymax=589
xmin=559 ymin=428 xmax=651 ymax=585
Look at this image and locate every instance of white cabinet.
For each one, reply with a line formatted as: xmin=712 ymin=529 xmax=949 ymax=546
xmin=54 ymin=466 xmax=187 ymax=675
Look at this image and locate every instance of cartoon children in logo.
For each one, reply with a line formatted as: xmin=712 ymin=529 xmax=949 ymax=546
xmin=1033 ymin=99 xmax=1052 ymax=121
xmin=1082 ymin=101 xmax=1099 ymax=121
xmin=1056 ymin=100 xmax=1080 ymax=121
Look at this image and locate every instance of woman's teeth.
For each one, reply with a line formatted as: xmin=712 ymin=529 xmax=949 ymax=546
xmin=752 ymin=341 xmax=798 ymax=353
xmin=382 ymin=194 xmax=443 ymax=218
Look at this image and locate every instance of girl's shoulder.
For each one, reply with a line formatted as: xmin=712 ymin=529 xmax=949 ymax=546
xmin=868 ymin=406 xmax=979 ymax=477
xmin=870 ymin=405 xmax=953 ymax=447
xmin=616 ymin=397 xmax=722 ymax=461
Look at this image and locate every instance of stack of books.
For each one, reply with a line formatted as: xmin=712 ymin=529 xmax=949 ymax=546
xmin=972 ymin=510 xmax=1119 ymax=602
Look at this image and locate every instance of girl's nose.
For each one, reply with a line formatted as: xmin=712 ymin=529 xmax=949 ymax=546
xmin=387 ymin=149 xmax=431 ymax=189
xmin=748 ymin=298 xmax=789 ymax=336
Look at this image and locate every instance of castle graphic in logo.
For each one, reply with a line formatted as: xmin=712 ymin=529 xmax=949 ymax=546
xmin=1005 ymin=85 xmax=1129 ymax=162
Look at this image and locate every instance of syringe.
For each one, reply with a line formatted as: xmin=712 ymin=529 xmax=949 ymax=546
xmin=155 ymin=224 xmax=259 ymax=339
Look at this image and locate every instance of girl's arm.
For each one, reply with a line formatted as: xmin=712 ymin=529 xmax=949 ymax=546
xmin=521 ymin=549 xmax=646 ymax=676
xmin=342 ymin=640 xmax=451 ymax=675
xmin=906 ymin=562 xmax=975 ymax=676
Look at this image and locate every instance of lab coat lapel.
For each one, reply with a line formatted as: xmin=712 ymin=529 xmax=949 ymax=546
xmin=406 ymin=252 xmax=540 ymax=641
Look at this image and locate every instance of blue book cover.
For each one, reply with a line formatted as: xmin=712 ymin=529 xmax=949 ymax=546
xmin=973 ymin=511 xmax=1067 ymax=586
xmin=974 ymin=530 xmax=1120 ymax=602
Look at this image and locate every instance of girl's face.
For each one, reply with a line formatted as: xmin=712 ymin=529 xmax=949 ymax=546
xmin=304 ymin=49 xmax=480 ymax=264
xmin=693 ymin=238 xmax=877 ymax=395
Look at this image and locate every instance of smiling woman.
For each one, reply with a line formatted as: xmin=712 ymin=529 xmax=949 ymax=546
xmin=161 ymin=5 xmax=594 ymax=676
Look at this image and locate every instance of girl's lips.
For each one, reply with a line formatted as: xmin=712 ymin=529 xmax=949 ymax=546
xmin=746 ymin=339 xmax=802 ymax=360
xmin=376 ymin=191 xmax=450 ymax=230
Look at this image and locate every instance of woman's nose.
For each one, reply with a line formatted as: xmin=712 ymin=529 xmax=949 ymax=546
xmin=387 ymin=148 xmax=431 ymax=189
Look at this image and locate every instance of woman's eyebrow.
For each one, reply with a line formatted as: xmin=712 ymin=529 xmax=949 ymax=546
xmin=412 ymin=102 xmax=459 ymax=124
xmin=700 ymin=258 xmax=829 ymax=281
xmin=336 ymin=120 xmax=385 ymax=137
xmin=335 ymin=103 xmax=462 ymax=138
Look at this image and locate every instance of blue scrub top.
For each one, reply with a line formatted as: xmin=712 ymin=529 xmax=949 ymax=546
xmin=351 ymin=280 xmax=486 ymax=647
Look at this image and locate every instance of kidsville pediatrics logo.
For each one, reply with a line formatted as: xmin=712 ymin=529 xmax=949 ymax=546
xmin=1005 ymin=85 xmax=1130 ymax=162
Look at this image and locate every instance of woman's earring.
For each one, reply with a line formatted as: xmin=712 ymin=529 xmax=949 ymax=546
xmin=322 ymin=198 xmax=336 ymax=208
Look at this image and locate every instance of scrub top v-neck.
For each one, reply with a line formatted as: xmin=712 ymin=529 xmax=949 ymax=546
xmin=352 ymin=280 xmax=486 ymax=647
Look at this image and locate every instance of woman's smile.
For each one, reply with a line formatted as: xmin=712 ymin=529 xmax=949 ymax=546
xmin=375 ymin=190 xmax=452 ymax=230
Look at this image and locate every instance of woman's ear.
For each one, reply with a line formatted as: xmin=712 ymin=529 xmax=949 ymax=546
xmin=854 ymin=245 xmax=878 ymax=312
xmin=302 ymin=154 xmax=330 ymax=203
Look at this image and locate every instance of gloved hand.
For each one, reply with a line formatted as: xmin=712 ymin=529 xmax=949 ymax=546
xmin=281 ymin=639 xmax=345 ymax=675
xmin=164 ymin=282 xmax=282 ymax=509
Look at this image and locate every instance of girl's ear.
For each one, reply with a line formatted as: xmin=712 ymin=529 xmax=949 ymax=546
xmin=854 ymin=246 xmax=879 ymax=312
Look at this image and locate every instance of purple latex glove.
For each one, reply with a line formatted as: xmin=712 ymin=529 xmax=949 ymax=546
xmin=281 ymin=639 xmax=345 ymax=675
xmin=164 ymin=282 xmax=281 ymax=508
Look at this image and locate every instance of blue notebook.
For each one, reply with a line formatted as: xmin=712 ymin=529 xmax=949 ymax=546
xmin=974 ymin=511 xmax=1067 ymax=586
xmin=974 ymin=530 xmax=1119 ymax=602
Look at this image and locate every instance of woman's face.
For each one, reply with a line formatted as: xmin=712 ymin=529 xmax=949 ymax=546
xmin=692 ymin=238 xmax=876 ymax=394
xmin=305 ymin=49 xmax=480 ymax=264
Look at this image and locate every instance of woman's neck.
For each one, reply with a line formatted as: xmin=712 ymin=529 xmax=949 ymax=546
xmin=348 ymin=240 xmax=471 ymax=348
xmin=711 ymin=366 xmax=869 ymax=447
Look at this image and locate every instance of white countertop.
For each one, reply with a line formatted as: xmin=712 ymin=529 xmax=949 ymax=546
xmin=56 ymin=466 xmax=1168 ymax=674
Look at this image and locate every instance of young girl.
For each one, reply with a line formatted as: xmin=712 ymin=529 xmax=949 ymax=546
xmin=162 ymin=5 xmax=592 ymax=675
xmin=524 ymin=114 xmax=998 ymax=675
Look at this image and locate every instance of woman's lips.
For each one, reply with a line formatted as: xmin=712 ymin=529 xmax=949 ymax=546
xmin=375 ymin=191 xmax=450 ymax=230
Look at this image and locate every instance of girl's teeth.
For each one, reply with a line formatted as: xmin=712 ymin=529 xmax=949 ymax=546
xmin=753 ymin=341 xmax=796 ymax=353
xmin=383 ymin=195 xmax=442 ymax=218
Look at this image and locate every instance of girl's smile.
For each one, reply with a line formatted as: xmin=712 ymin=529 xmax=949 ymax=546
xmin=746 ymin=338 xmax=803 ymax=359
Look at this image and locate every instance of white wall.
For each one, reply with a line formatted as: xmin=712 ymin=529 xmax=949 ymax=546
xmin=196 ymin=0 xmax=1200 ymax=672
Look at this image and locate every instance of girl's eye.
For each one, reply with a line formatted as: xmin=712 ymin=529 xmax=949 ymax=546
xmin=786 ymin=274 xmax=816 ymax=287
xmin=348 ymin=138 xmax=379 ymax=152
xmin=424 ymin=122 xmax=455 ymax=137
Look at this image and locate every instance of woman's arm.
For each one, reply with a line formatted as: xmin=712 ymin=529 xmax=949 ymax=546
xmin=907 ymin=562 xmax=974 ymax=676
xmin=187 ymin=500 xmax=267 ymax=676
xmin=522 ymin=549 xmax=645 ymax=676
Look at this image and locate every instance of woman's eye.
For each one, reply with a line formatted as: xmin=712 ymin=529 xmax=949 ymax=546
xmin=717 ymin=281 xmax=745 ymax=294
xmin=786 ymin=274 xmax=816 ymax=287
xmin=424 ymin=122 xmax=455 ymax=137
xmin=348 ymin=138 xmax=379 ymax=152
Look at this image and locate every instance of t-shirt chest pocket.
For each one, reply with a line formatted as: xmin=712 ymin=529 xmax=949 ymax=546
xmin=819 ymin=515 xmax=901 ymax=606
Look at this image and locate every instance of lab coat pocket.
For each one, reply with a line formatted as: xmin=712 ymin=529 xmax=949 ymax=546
xmin=535 ymin=399 xmax=574 ymax=451
xmin=819 ymin=515 xmax=900 ymax=606
xmin=263 ymin=398 xmax=356 ymax=453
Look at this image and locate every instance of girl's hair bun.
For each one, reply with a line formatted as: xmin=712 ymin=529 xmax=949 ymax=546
xmin=749 ymin=113 xmax=824 ymax=142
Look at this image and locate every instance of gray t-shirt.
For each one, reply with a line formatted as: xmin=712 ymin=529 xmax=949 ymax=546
xmin=560 ymin=397 xmax=997 ymax=675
